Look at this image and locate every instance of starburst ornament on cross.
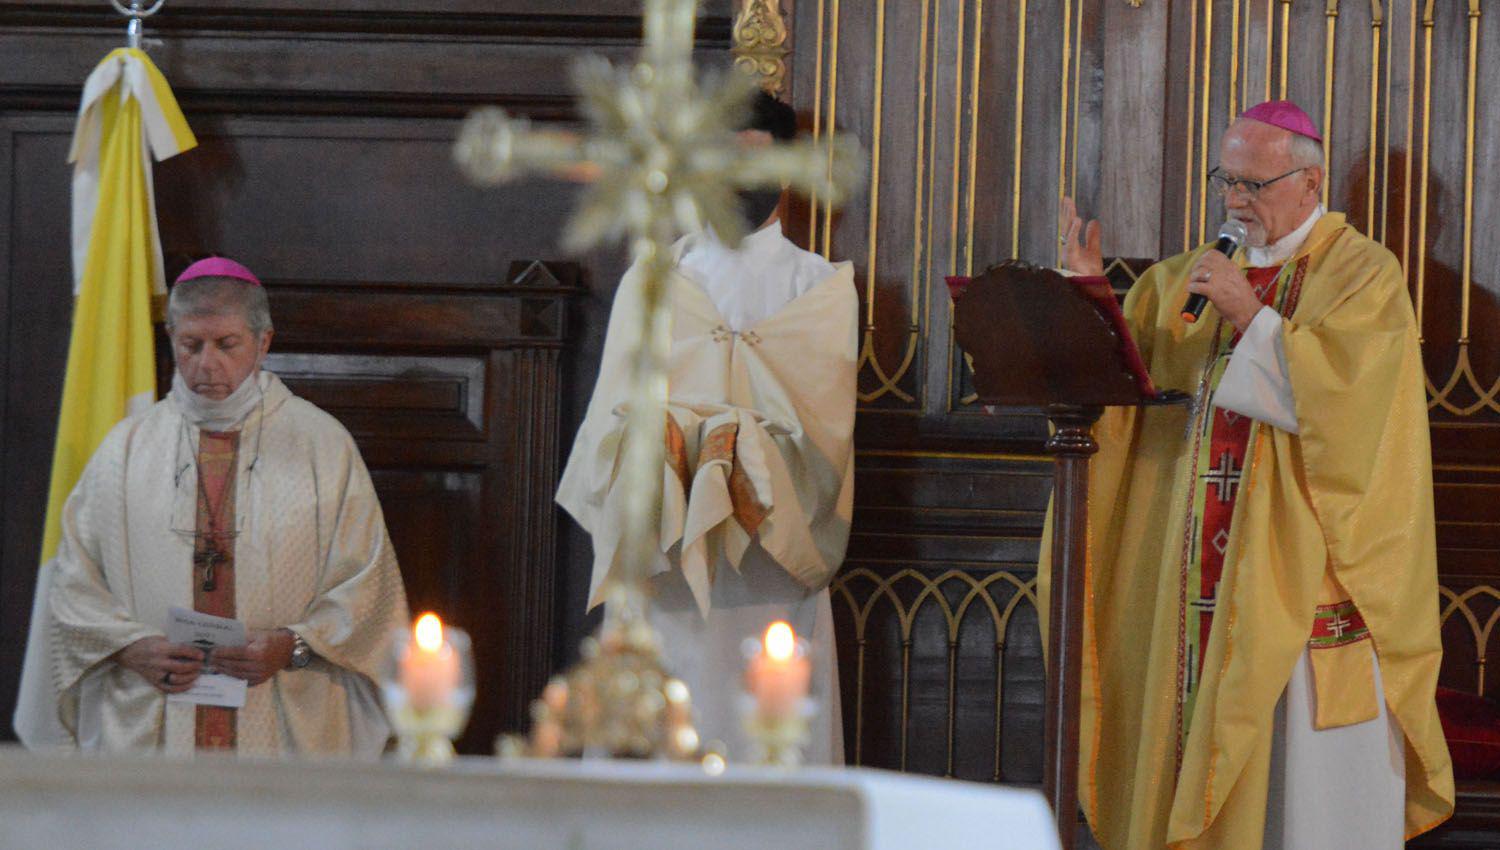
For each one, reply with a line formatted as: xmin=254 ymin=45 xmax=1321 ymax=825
xmin=454 ymin=0 xmax=864 ymax=761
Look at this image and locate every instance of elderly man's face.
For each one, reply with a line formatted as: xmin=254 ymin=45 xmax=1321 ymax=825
xmin=171 ymin=312 xmax=272 ymax=400
xmin=1217 ymin=119 xmax=1322 ymax=247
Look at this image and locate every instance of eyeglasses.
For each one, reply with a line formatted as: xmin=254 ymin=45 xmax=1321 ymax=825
xmin=1207 ymin=166 xmax=1304 ymax=199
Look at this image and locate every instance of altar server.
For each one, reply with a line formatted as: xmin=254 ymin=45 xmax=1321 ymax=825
xmin=557 ymin=93 xmax=856 ymax=762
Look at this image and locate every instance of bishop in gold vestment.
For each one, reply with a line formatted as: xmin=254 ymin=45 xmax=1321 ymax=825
xmin=1045 ymin=102 xmax=1453 ymax=849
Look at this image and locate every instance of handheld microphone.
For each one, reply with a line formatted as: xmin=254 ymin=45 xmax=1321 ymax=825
xmin=1182 ymin=219 xmax=1249 ymax=323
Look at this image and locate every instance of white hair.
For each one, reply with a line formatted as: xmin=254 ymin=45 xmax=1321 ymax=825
xmin=1287 ymin=133 xmax=1324 ymax=170
xmin=166 ymin=276 xmax=273 ymax=336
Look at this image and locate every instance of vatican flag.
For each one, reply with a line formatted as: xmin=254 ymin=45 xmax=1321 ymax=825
xmin=15 ymin=48 xmax=194 ymax=749
xmin=41 ymin=48 xmax=195 ymax=562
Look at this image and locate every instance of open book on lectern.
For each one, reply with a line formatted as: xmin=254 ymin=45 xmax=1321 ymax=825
xmin=947 ymin=261 xmax=1187 ymax=410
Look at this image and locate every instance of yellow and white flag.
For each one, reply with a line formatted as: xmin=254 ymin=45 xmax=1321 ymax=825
xmin=42 ymin=47 xmax=195 ymax=562
xmin=15 ymin=48 xmax=194 ymax=749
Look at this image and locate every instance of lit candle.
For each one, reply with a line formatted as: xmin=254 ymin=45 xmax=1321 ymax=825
xmin=746 ymin=621 xmax=811 ymax=719
xmin=400 ymin=613 xmax=460 ymax=712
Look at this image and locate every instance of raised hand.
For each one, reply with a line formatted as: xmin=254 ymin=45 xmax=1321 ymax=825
xmin=1058 ymin=196 xmax=1104 ymax=277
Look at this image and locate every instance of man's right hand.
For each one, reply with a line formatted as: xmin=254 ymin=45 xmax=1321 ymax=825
xmin=1059 ymin=196 xmax=1104 ymax=277
xmin=114 ymin=637 xmax=205 ymax=694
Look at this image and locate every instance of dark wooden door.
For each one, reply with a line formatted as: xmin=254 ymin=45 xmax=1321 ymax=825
xmin=257 ymin=259 xmax=578 ymax=754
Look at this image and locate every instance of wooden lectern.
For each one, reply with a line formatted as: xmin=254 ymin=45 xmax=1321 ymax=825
xmin=949 ymin=262 xmax=1185 ymax=850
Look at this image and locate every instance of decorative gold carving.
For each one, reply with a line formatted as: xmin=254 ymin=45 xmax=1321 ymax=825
xmin=853 ymin=0 xmax=919 ymax=405
xmin=1420 ymin=0 xmax=1498 ymax=415
xmin=731 ymin=0 xmax=791 ymax=96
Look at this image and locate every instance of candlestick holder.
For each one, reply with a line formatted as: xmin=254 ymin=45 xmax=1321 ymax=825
xmin=740 ymin=624 xmax=814 ymax=766
xmin=381 ymin=616 xmax=475 ymax=767
xmin=739 ymin=693 xmax=815 ymax=767
xmin=509 ymin=589 xmax=702 ymax=761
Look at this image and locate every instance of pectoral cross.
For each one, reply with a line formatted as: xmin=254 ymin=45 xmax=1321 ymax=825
xmin=194 ymin=544 xmax=225 ymax=592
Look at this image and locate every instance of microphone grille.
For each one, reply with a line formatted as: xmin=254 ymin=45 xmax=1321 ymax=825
xmin=1219 ymin=219 xmax=1249 ymax=246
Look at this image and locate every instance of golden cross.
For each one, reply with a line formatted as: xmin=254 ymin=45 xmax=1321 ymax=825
xmin=454 ymin=0 xmax=861 ymax=616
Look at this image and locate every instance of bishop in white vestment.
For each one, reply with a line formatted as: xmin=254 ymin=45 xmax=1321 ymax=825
xmin=15 ymin=259 xmax=409 ymax=758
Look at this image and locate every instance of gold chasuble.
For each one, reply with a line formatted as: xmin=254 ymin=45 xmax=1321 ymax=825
xmin=1040 ymin=212 xmax=1453 ymax=849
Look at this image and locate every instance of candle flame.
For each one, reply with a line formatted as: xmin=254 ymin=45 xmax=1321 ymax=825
xmin=414 ymin=612 xmax=444 ymax=652
xmin=764 ymin=621 xmax=795 ymax=662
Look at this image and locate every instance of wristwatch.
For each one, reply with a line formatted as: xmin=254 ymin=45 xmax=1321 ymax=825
xmin=287 ymin=630 xmax=313 ymax=669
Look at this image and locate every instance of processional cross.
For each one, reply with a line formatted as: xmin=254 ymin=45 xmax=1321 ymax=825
xmin=454 ymin=0 xmax=861 ymax=759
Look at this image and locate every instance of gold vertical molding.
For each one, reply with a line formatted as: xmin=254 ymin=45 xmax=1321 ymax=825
xmin=1367 ymin=2 xmax=1382 ymax=233
xmin=821 ymin=0 xmax=842 ymax=259
xmin=1280 ymin=0 xmax=1293 ymax=97
xmin=1380 ymin=0 xmax=1393 ymax=242
xmin=1402 ymin=0 xmax=1418 ymax=287
xmin=899 ymin=640 xmax=911 ymax=771
xmin=1416 ymin=0 xmax=1434 ymax=339
xmin=809 ymin=0 xmax=826 ymax=254
xmin=1322 ymin=0 xmax=1339 ymax=209
xmin=1460 ymin=0 xmax=1479 ymax=341
xmin=967 ymin=0 xmax=985 ymax=273
xmin=924 ymin=2 xmax=941 ymax=338
xmin=1070 ymin=0 xmax=1084 ymax=198
xmin=1230 ymin=0 xmax=1243 ymax=120
xmin=1185 ymin=0 xmax=1200 ymax=252
xmin=1199 ymin=0 xmax=1215 ymax=244
xmin=1059 ymin=0 xmax=1075 ymax=266
xmin=864 ymin=0 xmax=887 ymax=329
xmin=911 ymin=0 xmax=932 ymax=327
xmin=1009 ymin=0 xmax=1028 ymax=260
xmin=1265 ymin=0 xmax=1276 ymax=102
xmin=949 ymin=0 xmax=967 ymax=273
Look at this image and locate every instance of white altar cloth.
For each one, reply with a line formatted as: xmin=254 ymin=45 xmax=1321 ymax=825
xmin=0 ymin=747 xmax=1058 ymax=850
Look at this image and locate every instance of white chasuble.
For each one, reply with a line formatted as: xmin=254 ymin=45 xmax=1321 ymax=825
xmin=557 ymin=225 xmax=857 ymax=763
xmin=16 ymin=372 xmax=409 ymax=758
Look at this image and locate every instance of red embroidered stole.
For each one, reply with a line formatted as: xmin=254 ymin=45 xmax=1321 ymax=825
xmin=193 ymin=430 xmax=239 ymax=751
xmin=1178 ymin=263 xmax=1306 ymax=750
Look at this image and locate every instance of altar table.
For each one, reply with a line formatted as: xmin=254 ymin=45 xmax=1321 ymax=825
xmin=0 ymin=748 xmax=1059 ymax=850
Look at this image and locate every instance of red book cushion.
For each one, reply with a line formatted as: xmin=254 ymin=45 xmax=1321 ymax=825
xmin=1436 ymin=686 xmax=1500 ymax=780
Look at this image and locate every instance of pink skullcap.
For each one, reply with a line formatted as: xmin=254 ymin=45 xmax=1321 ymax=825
xmin=174 ymin=257 xmax=261 ymax=287
xmin=1241 ymin=100 xmax=1322 ymax=144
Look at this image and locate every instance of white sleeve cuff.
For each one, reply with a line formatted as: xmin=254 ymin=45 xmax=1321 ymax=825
xmin=1213 ymin=306 xmax=1300 ymax=434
